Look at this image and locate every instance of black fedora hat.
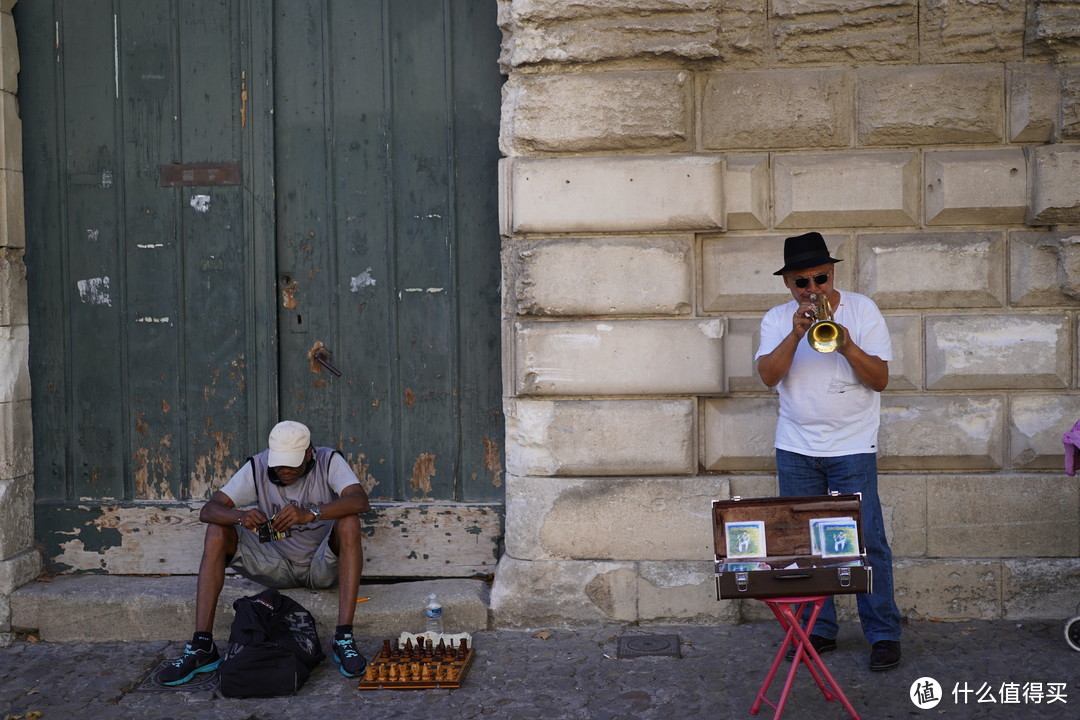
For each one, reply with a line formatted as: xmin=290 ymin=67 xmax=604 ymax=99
xmin=773 ymin=232 xmax=843 ymax=275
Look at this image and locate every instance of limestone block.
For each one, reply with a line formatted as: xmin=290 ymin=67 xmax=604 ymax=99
xmin=1028 ymin=144 xmax=1080 ymax=225
xmin=1009 ymin=231 xmax=1080 ymax=307
xmin=728 ymin=474 xmax=777 ymax=499
xmin=512 ymin=318 xmax=724 ymax=395
xmin=503 ymin=474 xmax=729 ymax=561
xmin=879 ymin=395 xmax=1003 ymax=471
xmin=504 ymin=236 xmax=693 ymax=317
xmin=924 ymin=149 xmax=1028 ymax=226
xmin=497 ymin=0 xmax=721 ymax=69
xmin=504 ymin=398 xmax=695 ymax=477
xmin=1025 ymin=0 xmax=1080 ymax=61
xmin=857 ymin=65 xmax=1004 ymax=146
xmin=700 ymin=68 xmax=852 ymax=150
xmin=771 ymin=0 xmax=917 ymax=64
xmin=893 ymin=559 xmax=1002 ymax=621
xmin=0 ymin=169 xmax=24 ymax=248
xmin=0 ymin=247 xmax=25 ymax=325
xmin=1007 ymin=63 xmax=1059 ymax=142
xmin=0 ymin=400 xmax=31 ymax=479
xmin=500 ymin=72 xmax=691 ymax=155
xmin=883 ymin=314 xmax=921 ymax=391
xmin=0 ymin=324 xmax=29 ymax=402
xmin=1009 ymin=394 xmax=1080 ymax=471
xmin=701 ymin=233 xmax=852 ymax=313
xmin=1063 ymin=65 xmax=1080 ymax=140
xmin=490 ymin=556 xmax=639 ymax=627
xmin=0 ymin=548 xmax=41 ymax=640
xmin=0 ymin=92 xmax=19 ymax=172
xmin=638 ymin=561 xmax=739 ymax=624
xmin=878 ymin=474 xmax=927 ymax=558
xmin=858 ymin=232 xmax=1004 ymax=309
xmin=773 ymin=153 xmax=919 ymax=229
xmin=723 ymin=155 xmax=768 ymax=230
xmin=926 ymin=313 xmax=1069 ymax=390
xmin=0 ymin=12 xmax=16 ymax=94
xmin=1003 ymin=558 xmax=1080 ymax=619
xmin=716 ymin=0 xmax=766 ymax=67
xmin=723 ymin=316 xmax=763 ymax=392
xmin=920 ymin=0 xmax=1025 ymax=63
xmin=0 ymin=473 xmax=30 ymax=559
xmin=925 ymin=475 xmax=1079 ymax=557
xmin=502 ymin=156 xmax=724 ymax=234
xmin=701 ymin=397 xmax=777 ymax=472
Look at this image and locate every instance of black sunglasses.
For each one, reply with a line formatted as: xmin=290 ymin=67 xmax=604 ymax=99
xmin=793 ymin=273 xmax=830 ymax=289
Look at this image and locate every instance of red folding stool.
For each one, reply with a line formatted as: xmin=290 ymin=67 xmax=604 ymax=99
xmin=750 ymin=596 xmax=860 ymax=720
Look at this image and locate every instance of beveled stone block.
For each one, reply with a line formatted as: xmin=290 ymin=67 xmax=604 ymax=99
xmin=926 ymin=314 xmax=1069 ymax=390
xmin=1009 ymin=394 xmax=1080 ymax=470
xmin=1028 ymin=145 xmax=1080 ymax=225
xmin=0 ymin=400 xmax=31 ymax=480
xmin=503 ymin=155 xmax=725 ymax=234
xmin=504 ymin=398 xmax=695 ymax=477
xmin=0 ymin=92 xmax=20 ymax=173
xmin=883 ymin=314 xmax=921 ymax=391
xmin=857 ymin=65 xmax=1004 ymax=146
xmin=500 ymin=71 xmax=691 ymax=155
xmin=513 ymin=319 xmax=724 ymax=395
xmin=1008 ymin=63 xmax=1059 ymax=142
xmin=701 ymin=397 xmax=777 ymax=472
xmin=925 ymin=149 xmax=1028 ymax=226
xmin=0 ymin=247 xmax=25 ymax=326
xmin=1003 ymin=558 xmax=1080 ymax=619
xmin=702 ymin=233 xmax=852 ymax=313
xmin=723 ymin=316 xmax=764 ymax=392
xmin=773 ymin=152 xmax=919 ymax=228
xmin=503 ymin=474 xmax=729 ymax=562
xmin=920 ymin=0 xmax=1024 ymax=63
xmin=858 ymin=232 xmax=1004 ymax=309
xmin=489 ymin=556 xmax=639 ymax=627
xmin=894 ymin=559 xmax=1002 ymax=621
xmin=879 ymin=395 xmax=1003 ymax=471
xmin=879 ymin=474 xmax=927 ymax=557
xmin=700 ymin=68 xmax=852 ymax=150
xmin=771 ymin=0 xmax=917 ymax=64
xmin=0 ymin=324 xmax=29 ymax=402
xmin=1009 ymin=231 xmax=1080 ymax=307
xmin=925 ymin=475 xmax=1078 ymax=557
xmin=638 ymin=561 xmax=739 ymax=624
xmin=0 ymin=473 xmax=31 ymax=559
xmin=724 ymin=155 xmax=768 ymax=230
xmin=504 ymin=236 xmax=693 ymax=317
xmin=0 ymin=169 xmax=24 ymax=249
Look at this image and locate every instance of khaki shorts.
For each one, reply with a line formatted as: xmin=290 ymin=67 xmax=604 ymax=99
xmin=229 ymin=526 xmax=339 ymax=590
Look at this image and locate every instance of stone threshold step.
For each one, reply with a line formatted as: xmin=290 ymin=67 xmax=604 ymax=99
xmin=11 ymin=574 xmax=490 ymax=643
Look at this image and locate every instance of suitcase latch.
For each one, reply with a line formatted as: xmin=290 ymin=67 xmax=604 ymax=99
xmin=735 ymin=572 xmax=749 ymax=592
xmin=838 ymin=567 xmax=852 ymax=588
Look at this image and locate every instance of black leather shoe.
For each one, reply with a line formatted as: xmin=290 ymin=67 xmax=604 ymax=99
xmin=785 ymin=633 xmax=837 ymax=661
xmin=869 ymin=640 xmax=901 ymax=671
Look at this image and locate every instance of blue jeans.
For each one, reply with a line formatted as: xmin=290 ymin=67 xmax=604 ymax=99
xmin=775 ymin=449 xmax=901 ymax=645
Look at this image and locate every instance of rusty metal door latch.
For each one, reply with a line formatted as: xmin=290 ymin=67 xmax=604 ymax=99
xmin=308 ymin=341 xmax=342 ymax=377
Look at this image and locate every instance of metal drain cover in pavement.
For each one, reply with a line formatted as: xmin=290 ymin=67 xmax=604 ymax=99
xmin=616 ymin=634 xmax=682 ymax=659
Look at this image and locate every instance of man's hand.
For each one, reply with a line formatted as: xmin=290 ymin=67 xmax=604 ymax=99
xmin=236 ymin=508 xmax=268 ymax=531
xmin=270 ymin=503 xmax=311 ymax=531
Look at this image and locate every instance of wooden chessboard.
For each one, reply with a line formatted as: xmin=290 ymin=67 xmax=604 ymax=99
xmin=357 ymin=644 xmax=475 ymax=690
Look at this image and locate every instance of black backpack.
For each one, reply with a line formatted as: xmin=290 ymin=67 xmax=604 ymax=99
xmin=218 ymin=588 xmax=326 ymax=697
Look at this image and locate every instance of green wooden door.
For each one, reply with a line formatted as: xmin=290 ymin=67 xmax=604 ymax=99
xmin=18 ymin=0 xmax=503 ymax=577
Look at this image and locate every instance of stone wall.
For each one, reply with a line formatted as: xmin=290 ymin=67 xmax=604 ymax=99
xmin=0 ymin=0 xmax=38 ymax=648
xmin=492 ymin=0 xmax=1080 ymax=627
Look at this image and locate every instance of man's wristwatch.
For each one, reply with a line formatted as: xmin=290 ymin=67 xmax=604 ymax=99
xmin=307 ymin=504 xmax=322 ymax=522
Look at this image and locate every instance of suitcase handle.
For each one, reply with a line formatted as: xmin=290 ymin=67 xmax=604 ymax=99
xmin=774 ymin=572 xmax=813 ymax=581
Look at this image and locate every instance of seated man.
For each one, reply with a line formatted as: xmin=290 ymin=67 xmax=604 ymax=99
xmin=160 ymin=420 xmax=371 ymax=685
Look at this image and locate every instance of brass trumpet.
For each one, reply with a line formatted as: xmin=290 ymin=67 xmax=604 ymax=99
xmin=807 ymin=293 xmax=844 ymax=353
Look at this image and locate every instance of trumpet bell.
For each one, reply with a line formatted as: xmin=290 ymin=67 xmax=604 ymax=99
xmin=808 ymin=320 xmax=844 ymax=353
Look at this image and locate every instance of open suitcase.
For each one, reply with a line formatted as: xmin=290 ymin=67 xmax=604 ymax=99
xmin=713 ymin=493 xmax=872 ymax=600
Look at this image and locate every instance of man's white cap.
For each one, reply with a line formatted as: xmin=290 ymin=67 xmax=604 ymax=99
xmin=267 ymin=421 xmax=311 ymax=468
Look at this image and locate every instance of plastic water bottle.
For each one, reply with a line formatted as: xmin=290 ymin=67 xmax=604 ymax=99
xmin=424 ymin=593 xmax=444 ymax=634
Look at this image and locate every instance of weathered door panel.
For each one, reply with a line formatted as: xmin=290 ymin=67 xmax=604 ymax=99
xmin=20 ymin=0 xmax=504 ymax=577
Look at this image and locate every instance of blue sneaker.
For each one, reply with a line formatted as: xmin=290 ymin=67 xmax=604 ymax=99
xmin=159 ymin=643 xmax=221 ymax=686
xmin=333 ymin=634 xmax=367 ymax=678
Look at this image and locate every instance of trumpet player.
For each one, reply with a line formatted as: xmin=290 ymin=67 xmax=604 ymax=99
xmin=755 ymin=232 xmax=902 ymax=672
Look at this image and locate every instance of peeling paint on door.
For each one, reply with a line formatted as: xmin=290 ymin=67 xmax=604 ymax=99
xmin=410 ymin=453 xmax=436 ymax=497
xmin=76 ymin=276 xmax=112 ymax=306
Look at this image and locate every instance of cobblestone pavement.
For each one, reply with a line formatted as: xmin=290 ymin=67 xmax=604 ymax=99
xmin=1 ymin=618 xmax=1077 ymax=719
